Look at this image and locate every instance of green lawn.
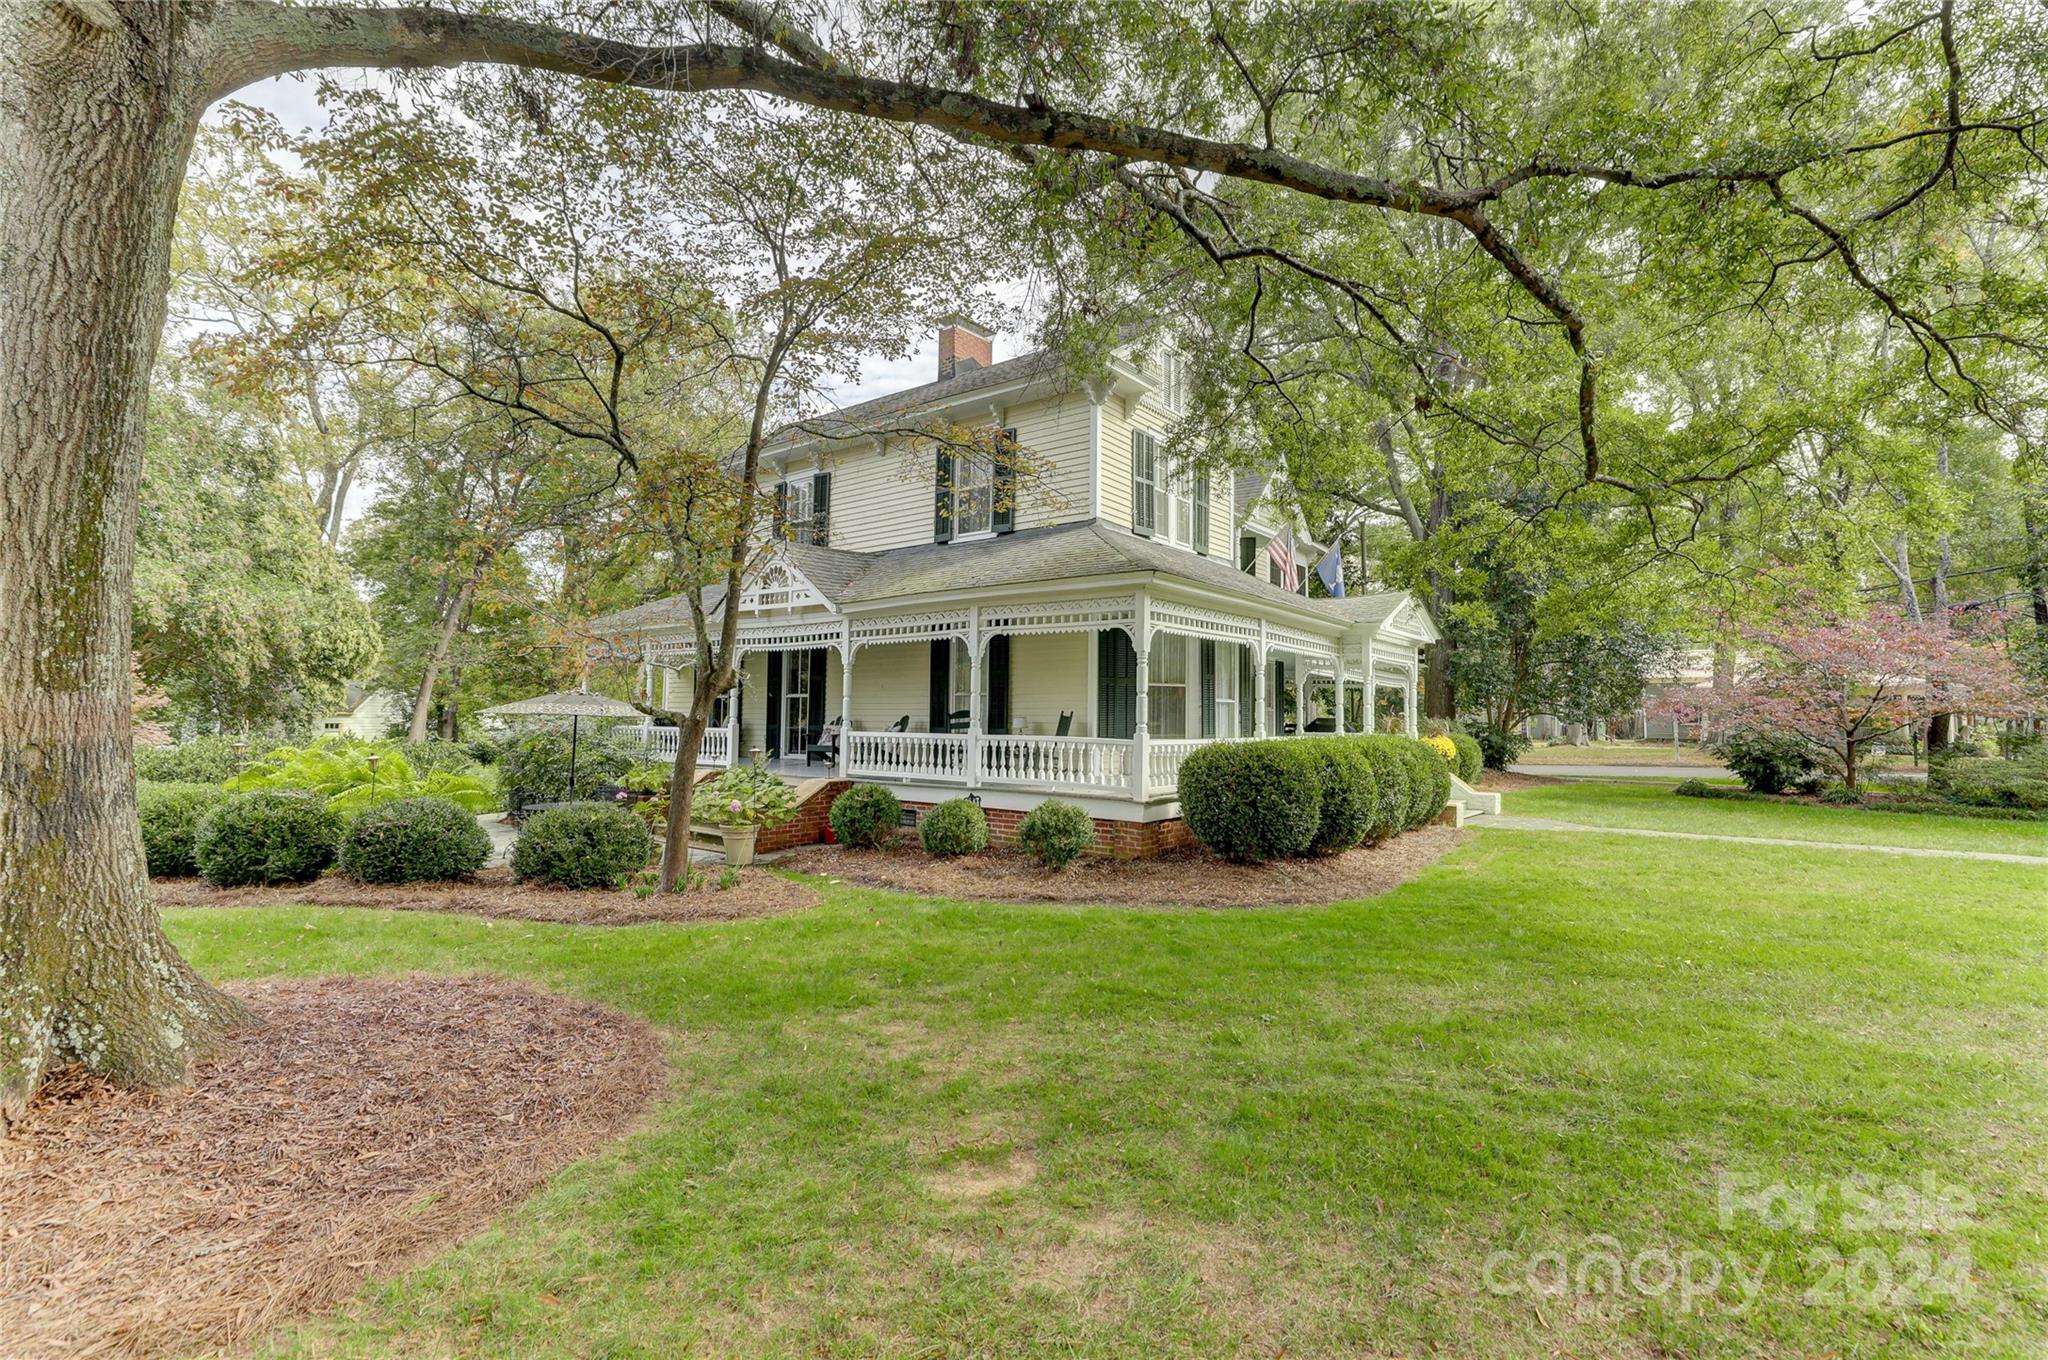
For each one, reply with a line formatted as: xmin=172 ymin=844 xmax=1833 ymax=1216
xmin=1506 ymin=779 xmax=2048 ymax=857
xmin=161 ymin=815 xmax=2048 ymax=1359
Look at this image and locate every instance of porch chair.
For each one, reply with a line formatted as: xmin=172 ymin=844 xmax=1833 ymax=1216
xmin=947 ymin=709 xmax=971 ymax=733
xmin=1055 ymin=711 xmax=1073 ymax=737
xmin=887 ymin=714 xmax=909 ymax=731
xmin=805 ymin=716 xmax=844 ymax=767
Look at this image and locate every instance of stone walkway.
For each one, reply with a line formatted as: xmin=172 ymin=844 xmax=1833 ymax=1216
xmin=1478 ymin=814 xmax=2048 ymax=865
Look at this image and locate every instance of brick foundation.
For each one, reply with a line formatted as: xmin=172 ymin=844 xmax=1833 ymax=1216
xmin=897 ymin=799 xmax=1191 ymax=860
xmin=755 ymin=779 xmax=850 ymax=853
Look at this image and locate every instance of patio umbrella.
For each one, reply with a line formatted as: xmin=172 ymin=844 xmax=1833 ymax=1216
xmin=478 ymin=686 xmax=644 ymax=797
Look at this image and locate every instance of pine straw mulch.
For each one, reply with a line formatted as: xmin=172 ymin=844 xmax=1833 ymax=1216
xmin=1475 ymin=769 xmax=1566 ymax=790
xmin=777 ymin=824 xmax=1463 ymax=908
xmin=0 ymin=973 xmax=667 ymax=1360
xmin=153 ymin=863 xmax=820 ymax=926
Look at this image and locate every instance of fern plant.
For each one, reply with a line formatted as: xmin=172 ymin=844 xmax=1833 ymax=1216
xmin=226 ymin=737 xmax=497 ymax=814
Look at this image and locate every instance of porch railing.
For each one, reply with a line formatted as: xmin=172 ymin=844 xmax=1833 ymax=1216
xmin=1143 ymin=738 xmax=1213 ymax=798
xmin=635 ymin=724 xmax=732 ymax=768
xmin=842 ymin=730 xmax=970 ymax=782
xmin=978 ymin=735 xmax=1133 ymax=793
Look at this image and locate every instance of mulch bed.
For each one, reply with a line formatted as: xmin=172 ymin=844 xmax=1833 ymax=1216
xmin=1476 ymin=769 xmax=1565 ymax=790
xmin=0 ymin=974 xmax=666 ymax=1360
xmin=154 ymin=864 xmax=820 ymax=926
xmin=778 ymin=824 xmax=1463 ymax=907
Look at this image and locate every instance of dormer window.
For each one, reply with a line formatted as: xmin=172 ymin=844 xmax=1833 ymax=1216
xmin=1131 ymin=430 xmax=1208 ymax=553
xmin=774 ymin=473 xmax=831 ymax=546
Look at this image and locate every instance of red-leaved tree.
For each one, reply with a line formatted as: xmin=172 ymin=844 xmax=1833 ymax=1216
xmin=1657 ymin=603 xmax=2041 ymax=789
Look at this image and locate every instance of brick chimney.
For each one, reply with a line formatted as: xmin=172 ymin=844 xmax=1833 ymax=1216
xmin=937 ymin=315 xmax=993 ymax=381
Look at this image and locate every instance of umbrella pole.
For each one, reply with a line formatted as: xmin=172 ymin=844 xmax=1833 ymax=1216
xmin=569 ymin=714 xmax=580 ymax=798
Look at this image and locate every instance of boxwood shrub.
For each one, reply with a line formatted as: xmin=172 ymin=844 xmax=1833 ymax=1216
xmin=511 ymin=802 xmax=652 ymax=888
xmin=137 ymin=781 xmax=228 ymax=877
xmin=1346 ymin=739 xmax=1411 ymax=844
xmin=1017 ymin=798 xmax=1095 ymax=868
xmin=1177 ymin=740 xmax=1322 ymax=862
xmin=193 ymin=790 xmax=343 ymax=887
xmin=339 ymin=796 xmax=492 ymax=884
xmin=1448 ymin=731 xmax=1483 ymax=783
xmin=1298 ymin=738 xmax=1376 ymax=855
xmin=1354 ymin=735 xmax=1446 ymax=829
xmin=830 ymin=783 xmax=903 ymax=848
xmin=920 ymin=798 xmax=989 ymax=856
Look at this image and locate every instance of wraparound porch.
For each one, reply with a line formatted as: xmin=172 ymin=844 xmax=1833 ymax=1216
xmin=624 ymin=588 xmax=1423 ymax=807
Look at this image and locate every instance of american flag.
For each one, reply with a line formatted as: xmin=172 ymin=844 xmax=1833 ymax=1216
xmin=1267 ymin=529 xmax=1299 ymax=592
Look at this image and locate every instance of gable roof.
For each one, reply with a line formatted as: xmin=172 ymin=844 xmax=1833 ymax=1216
xmin=589 ymin=519 xmax=1427 ymax=638
xmin=771 ymin=350 xmax=1065 ymax=449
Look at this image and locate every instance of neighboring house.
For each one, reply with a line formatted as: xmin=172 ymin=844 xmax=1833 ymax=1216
xmin=590 ymin=318 xmax=1440 ymax=852
xmin=313 ymin=682 xmax=406 ymax=741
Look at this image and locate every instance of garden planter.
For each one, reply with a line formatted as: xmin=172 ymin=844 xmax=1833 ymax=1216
xmin=688 ymin=823 xmax=758 ymax=866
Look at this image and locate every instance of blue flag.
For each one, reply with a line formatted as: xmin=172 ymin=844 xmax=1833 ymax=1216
xmin=1314 ymin=546 xmax=1346 ymax=597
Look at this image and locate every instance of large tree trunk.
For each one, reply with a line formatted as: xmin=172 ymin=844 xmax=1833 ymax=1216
xmin=0 ymin=5 xmax=246 ymax=1126
xmin=408 ymin=576 xmax=477 ymax=744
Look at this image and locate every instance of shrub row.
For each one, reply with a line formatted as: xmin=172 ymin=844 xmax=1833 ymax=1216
xmin=143 ymin=783 xmax=499 ymax=888
xmin=1674 ymin=778 xmax=2048 ymax=822
xmin=826 ymin=785 xmax=1097 ymax=868
xmin=1178 ymin=734 xmax=1452 ymax=863
xmin=1929 ymin=753 xmax=2048 ymax=811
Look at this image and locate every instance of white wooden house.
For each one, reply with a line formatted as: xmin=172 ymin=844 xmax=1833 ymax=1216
xmin=590 ymin=320 xmax=1440 ymax=851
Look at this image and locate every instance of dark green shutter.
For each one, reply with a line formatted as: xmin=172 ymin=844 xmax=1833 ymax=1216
xmin=806 ymin=649 xmax=827 ymax=744
xmin=1096 ymin=630 xmax=1136 ymax=739
xmin=1199 ymin=640 xmax=1216 ymax=737
xmin=934 ymin=448 xmax=953 ymax=543
xmin=992 ymin=428 xmax=1017 ymax=535
xmin=1131 ymin=432 xmax=1154 ymax=537
xmin=772 ymin=481 xmax=787 ymax=538
xmin=986 ymin=635 xmax=1011 ymax=733
xmin=1237 ymin=647 xmax=1254 ymax=737
xmin=764 ymin=650 xmax=784 ymax=756
xmin=929 ymin=639 xmax=951 ymax=730
xmin=1240 ymin=535 xmax=1256 ymax=571
xmin=811 ymin=472 xmax=831 ymax=546
xmin=1193 ymin=475 xmax=1210 ymax=554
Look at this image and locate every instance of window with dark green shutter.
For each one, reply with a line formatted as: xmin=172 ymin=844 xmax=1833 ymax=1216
xmin=933 ymin=449 xmax=953 ymax=542
xmin=1192 ymin=475 xmax=1210 ymax=554
xmin=1199 ymin=640 xmax=1216 ymax=737
xmin=772 ymin=481 xmax=788 ymax=538
xmin=1237 ymin=647 xmax=1255 ymax=736
xmin=1130 ymin=431 xmax=1155 ymax=537
xmin=810 ymin=471 xmax=831 ymax=546
xmin=992 ymin=427 xmax=1017 ymax=534
xmin=986 ymin=635 xmax=1011 ymax=733
xmin=1095 ymin=630 xmax=1137 ymax=739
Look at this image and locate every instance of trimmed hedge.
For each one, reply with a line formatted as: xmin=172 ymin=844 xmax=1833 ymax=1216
xmin=1178 ymin=740 xmax=1323 ymax=862
xmin=1448 ymin=731 xmax=1483 ymax=783
xmin=1677 ymin=778 xmax=2048 ymax=821
xmin=830 ymin=783 xmax=902 ymax=848
xmin=511 ymin=802 xmax=653 ymax=888
xmin=137 ymin=781 xmax=228 ymax=877
xmin=339 ymin=796 xmax=492 ymax=883
xmin=1299 ymin=738 xmax=1376 ymax=855
xmin=1930 ymin=754 xmax=2048 ymax=810
xmin=920 ymin=798 xmax=989 ymax=856
xmin=1177 ymin=735 xmax=1451 ymax=861
xmin=193 ymin=790 xmax=343 ymax=887
xmin=1356 ymin=734 xmax=1444 ymax=830
xmin=1017 ymin=798 xmax=1095 ymax=868
xmin=1707 ymin=729 xmax=1817 ymax=794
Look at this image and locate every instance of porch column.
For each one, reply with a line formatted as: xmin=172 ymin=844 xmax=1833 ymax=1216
xmin=1405 ymin=660 xmax=1419 ymax=737
xmin=1334 ymin=656 xmax=1348 ymax=735
xmin=1253 ymin=621 xmax=1269 ymax=738
xmin=838 ymin=635 xmax=854 ymax=768
xmin=967 ymin=608 xmax=983 ymax=788
xmin=1132 ymin=595 xmax=1151 ymax=797
xmin=1364 ymin=642 xmax=1377 ymax=735
xmin=727 ymin=654 xmax=743 ymax=763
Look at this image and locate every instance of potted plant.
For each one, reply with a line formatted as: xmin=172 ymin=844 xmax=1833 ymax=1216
xmin=688 ymin=763 xmax=799 ymax=866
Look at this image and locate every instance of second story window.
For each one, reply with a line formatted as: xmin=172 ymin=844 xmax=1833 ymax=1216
xmin=952 ymin=452 xmax=994 ymax=537
xmin=1161 ymin=346 xmax=1189 ymax=412
xmin=775 ymin=472 xmax=831 ymax=546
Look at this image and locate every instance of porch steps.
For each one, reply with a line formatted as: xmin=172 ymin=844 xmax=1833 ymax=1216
xmin=1449 ymin=774 xmax=1500 ymax=817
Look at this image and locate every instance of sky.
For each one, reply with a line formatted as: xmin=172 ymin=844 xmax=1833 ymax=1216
xmin=217 ymin=73 xmax=1035 ymax=528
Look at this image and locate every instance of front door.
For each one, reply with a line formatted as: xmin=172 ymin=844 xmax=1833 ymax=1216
xmin=784 ymin=650 xmax=812 ymax=755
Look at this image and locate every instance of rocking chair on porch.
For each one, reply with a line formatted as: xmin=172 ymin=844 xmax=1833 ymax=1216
xmin=805 ymin=716 xmax=844 ymax=767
